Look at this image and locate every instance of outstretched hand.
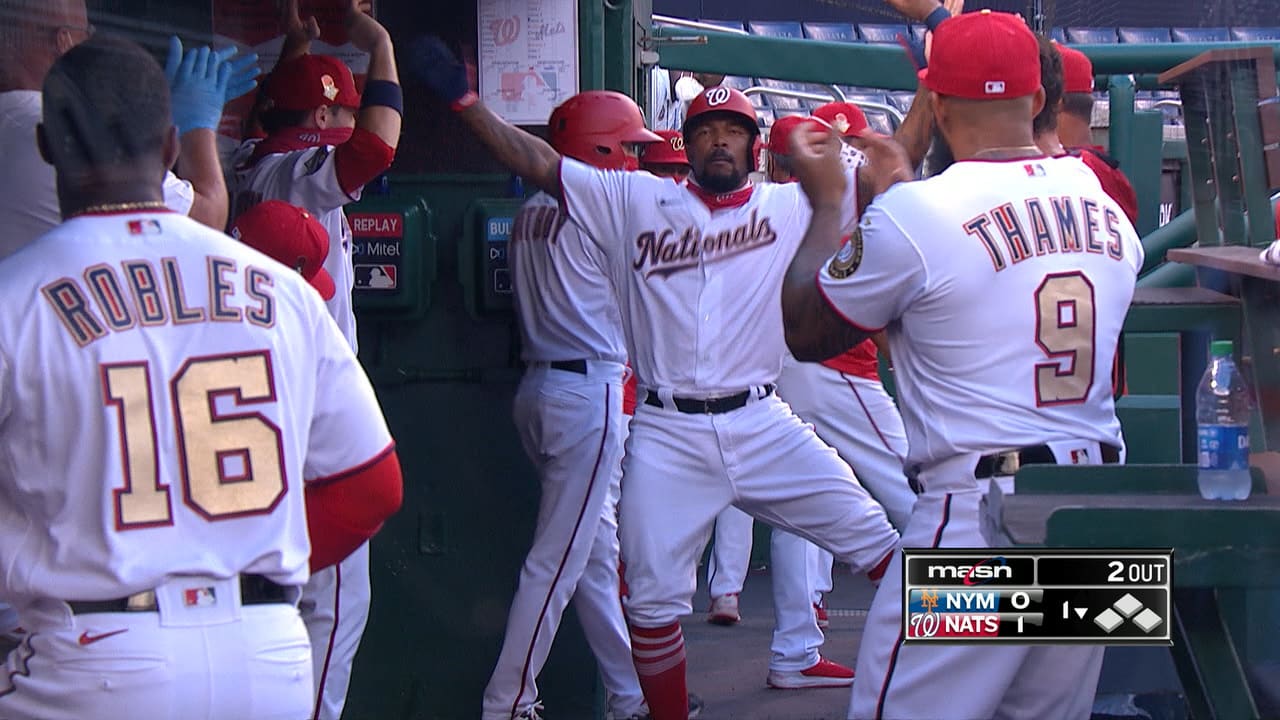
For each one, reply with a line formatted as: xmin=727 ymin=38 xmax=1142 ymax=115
xmin=406 ymin=35 xmax=471 ymax=105
xmin=789 ymin=123 xmax=847 ymax=210
xmin=345 ymin=0 xmax=390 ymax=53
xmin=165 ymin=37 xmax=233 ymax=135
xmin=214 ymin=46 xmax=261 ymax=103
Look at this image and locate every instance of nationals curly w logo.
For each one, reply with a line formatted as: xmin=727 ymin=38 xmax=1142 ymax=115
xmin=704 ymin=86 xmax=732 ymax=106
xmin=669 ymin=135 xmax=685 ymax=152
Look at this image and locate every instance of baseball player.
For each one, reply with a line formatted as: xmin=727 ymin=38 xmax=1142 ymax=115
xmin=778 ymin=11 xmax=1141 ymax=719
xmin=483 ymin=90 xmax=659 ymax=720
xmin=228 ymin=3 xmax=401 ymax=717
xmin=0 ymin=35 xmax=402 ymax=720
xmin=770 ymin=111 xmax=920 ymax=677
xmin=1049 ymin=42 xmax=1139 ymax=223
xmin=639 ymin=129 xmax=692 ymax=181
xmin=415 ymin=31 xmax=930 ymax=716
xmin=0 ymin=0 xmax=259 ymax=256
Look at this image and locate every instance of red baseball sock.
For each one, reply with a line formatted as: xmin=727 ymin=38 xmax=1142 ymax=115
xmin=629 ymin=621 xmax=688 ymax=720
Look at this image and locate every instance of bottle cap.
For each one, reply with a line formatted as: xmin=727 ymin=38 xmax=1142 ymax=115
xmin=1211 ymin=340 xmax=1234 ymax=357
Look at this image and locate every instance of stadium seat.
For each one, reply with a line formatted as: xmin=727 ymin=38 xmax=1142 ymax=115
xmin=696 ymin=19 xmax=746 ymax=32
xmin=721 ymin=75 xmax=768 ymax=108
xmin=1171 ymin=27 xmax=1230 ymax=42
xmin=747 ymin=21 xmax=804 ymax=38
xmin=1118 ymin=27 xmax=1173 ymax=43
xmin=757 ymin=78 xmax=835 ymax=111
xmin=802 ymin=22 xmax=859 ymax=42
xmin=1065 ymin=27 xmax=1118 ymax=44
xmin=909 ymin=25 xmax=926 ymax=44
xmin=858 ymin=24 xmax=909 ymax=44
xmin=1231 ymin=27 xmax=1280 ymax=41
xmin=755 ymin=108 xmax=775 ymax=128
xmin=888 ymin=91 xmax=916 ymax=113
xmin=1050 ymin=27 xmax=1067 ymax=43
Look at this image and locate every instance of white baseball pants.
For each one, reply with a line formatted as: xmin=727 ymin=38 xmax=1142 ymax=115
xmin=848 ymin=449 xmax=1108 ymax=720
xmin=0 ymin=578 xmax=312 ymax=719
xmin=620 ymin=393 xmax=899 ymax=628
xmin=483 ymin=361 xmax=645 ymax=720
xmin=704 ymin=506 xmax=753 ymax=599
xmin=300 ymin=541 xmax=370 ymax=720
xmin=777 ymin=360 xmax=915 ymax=531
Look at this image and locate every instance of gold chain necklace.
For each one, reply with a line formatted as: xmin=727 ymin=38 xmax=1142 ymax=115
xmin=69 ymin=200 xmax=167 ymax=217
xmin=970 ymin=145 xmax=1045 ymax=160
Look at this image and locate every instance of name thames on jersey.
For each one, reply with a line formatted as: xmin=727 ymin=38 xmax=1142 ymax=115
xmin=41 ymin=256 xmax=277 ymax=347
xmin=634 ymin=208 xmax=777 ymax=278
xmin=963 ymin=196 xmax=1128 ymax=272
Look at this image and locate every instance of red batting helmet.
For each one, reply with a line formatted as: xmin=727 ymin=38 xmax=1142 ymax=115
xmin=548 ymin=90 xmax=662 ymax=170
xmin=682 ymin=85 xmax=758 ymax=138
xmin=640 ymin=129 xmax=689 ymax=166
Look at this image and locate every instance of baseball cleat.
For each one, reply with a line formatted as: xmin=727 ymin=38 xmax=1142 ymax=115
xmin=766 ymin=657 xmax=855 ymax=689
xmin=707 ymin=593 xmax=740 ymax=625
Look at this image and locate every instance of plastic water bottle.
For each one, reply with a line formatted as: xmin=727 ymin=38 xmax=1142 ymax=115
xmin=1195 ymin=340 xmax=1253 ymax=500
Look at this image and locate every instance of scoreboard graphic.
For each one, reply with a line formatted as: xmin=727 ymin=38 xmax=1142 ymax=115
xmin=902 ymin=549 xmax=1172 ymax=645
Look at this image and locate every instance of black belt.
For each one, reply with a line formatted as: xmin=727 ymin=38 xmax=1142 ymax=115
xmin=549 ymin=359 xmax=588 ymax=374
xmin=67 ymin=574 xmax=291 ymax=614
xmin=643 ymin=385 xmax=775 ymax=414
xmin=973 ymin=443 xmax=1121 ymax=479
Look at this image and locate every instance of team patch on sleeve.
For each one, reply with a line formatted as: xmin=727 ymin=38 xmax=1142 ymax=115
xmin=827 ymin=228 xmax=863 ymax=279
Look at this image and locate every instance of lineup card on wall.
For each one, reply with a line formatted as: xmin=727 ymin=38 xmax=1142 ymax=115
xmin=478 ymin=0 xmax=579 ymax=125
xmin=902 ymin=549 xmax=1173 ymax=645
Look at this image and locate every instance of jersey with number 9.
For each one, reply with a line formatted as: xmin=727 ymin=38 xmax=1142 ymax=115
xmin=817 ymin=155 xmax=1142 ymax=468
xmin=0 ymin=210 xmax=393 ymax=610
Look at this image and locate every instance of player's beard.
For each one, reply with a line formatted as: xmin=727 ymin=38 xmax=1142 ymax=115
xmin=695 ymin=150 xmax=747 ymax=193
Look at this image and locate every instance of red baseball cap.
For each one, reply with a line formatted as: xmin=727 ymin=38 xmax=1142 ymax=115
xmin=811 ymin=102 xmax=869 ymax=138
xmin=640 ymin=129 xmax=689 ymax=166
xmin=265 ymin=54 xmax=360 ymax=112
xmin=768 ymin=114 xmax=824 ymax=156
xmin=231 ymin=200 xmax=336 ymax=301
xmin=1055 ymin=43 xmax=1095 ymax=94
xmin=919 ymin=10 xmax=1041 ymax=100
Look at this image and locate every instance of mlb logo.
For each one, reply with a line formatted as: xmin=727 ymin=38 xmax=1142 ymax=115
xmin=127 ymin=219 xmax=161 ymax=236
xmin=1069 ymin=448 xmax=1090 ymax=465
xmin=984 ymin=80 xmax=1006 ymax=95
xmin=1024 ymin=163 xmax=1046 ymax=177
xmin=183 ymin=587 xmax=217 ymax=607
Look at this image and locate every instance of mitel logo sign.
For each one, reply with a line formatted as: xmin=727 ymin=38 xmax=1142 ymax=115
xmin=906 ymin=553 xmax=1034 ymax=587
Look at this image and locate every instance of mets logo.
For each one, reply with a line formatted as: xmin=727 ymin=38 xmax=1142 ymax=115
xmin=704 ymin=86 xmax=732 ymax=106
xmin=669 ymin=135 xmax=685 ymax=152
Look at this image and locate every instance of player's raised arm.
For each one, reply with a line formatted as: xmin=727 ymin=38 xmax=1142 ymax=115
xmin=410 ymin=36 xmax=562 ymax=198
xmin=782 ymin=125 xmax=870 ymax=361
xmin=347 ymin=0 xmax=401 ymax=151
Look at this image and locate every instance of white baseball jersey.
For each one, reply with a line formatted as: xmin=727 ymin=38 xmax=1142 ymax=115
xmin=0 ymin=209 xmax=392 ymax=610
xmin=818 ymin=155 xmax=1142 ymax=468
xmin=232 ymin=140 xmax=361 ymax=349
xmin=510 ymin=191 xmax=627 ymax=363
xmin=559 ymin=159 xmax=857 ymax=395
xmin=0 ymin=91 xmax=195 ymax=260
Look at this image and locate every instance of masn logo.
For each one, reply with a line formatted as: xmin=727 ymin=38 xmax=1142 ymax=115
xmin=925 ymin=557 xmax=1012 ymax=586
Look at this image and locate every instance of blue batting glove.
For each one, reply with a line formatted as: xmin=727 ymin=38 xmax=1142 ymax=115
xmin=166 ymin=36 xmax=232 ymax=135
xmin=213 ymin=45 xmax=261 ymax=104
xmin=406 ymin=35 xmax=470 ymax=105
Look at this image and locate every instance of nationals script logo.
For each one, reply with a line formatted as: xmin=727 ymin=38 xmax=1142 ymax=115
xmin=669 ymin=135 xmax=685 ymax=152
xmin=633 ymin=209 xmax=777 ymax=278
xmin=704 ymin=86 xmax=732 ymax=106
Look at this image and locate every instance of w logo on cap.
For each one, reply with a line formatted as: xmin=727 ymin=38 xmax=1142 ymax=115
xmin=669 ymin=135 xmax=685 ymax=151
xmin=705 ymin=86 xmax=732 ymax=106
